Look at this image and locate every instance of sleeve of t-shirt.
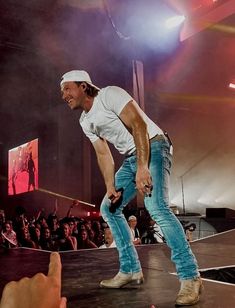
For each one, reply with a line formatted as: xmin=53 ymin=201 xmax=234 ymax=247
xmin=80 ymin=116 xmax=99 ymax=143
xmin=102 ymin=86 xmax=133 ymax=115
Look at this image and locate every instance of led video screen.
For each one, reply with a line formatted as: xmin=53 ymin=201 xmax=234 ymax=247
xmin=8 ymin=138 xmax=38 ymax=195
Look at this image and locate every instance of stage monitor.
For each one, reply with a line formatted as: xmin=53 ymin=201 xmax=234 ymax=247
xmin=8 ymin=138 xmax=38 ymax=195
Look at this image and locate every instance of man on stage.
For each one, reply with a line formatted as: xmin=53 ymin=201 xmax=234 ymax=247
xmin=60 ymin=70 xmax=203 ymax=306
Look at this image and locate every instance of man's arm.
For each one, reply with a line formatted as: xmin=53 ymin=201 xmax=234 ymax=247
xmin=93 ymin=138 xmax=121 ymax=202
xmin=119 ymin=100 xmax=152 ymax=196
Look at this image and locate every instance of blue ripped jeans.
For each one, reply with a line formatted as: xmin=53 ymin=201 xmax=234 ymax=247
xmin=100 ymin=138 xmax=199 ymax=280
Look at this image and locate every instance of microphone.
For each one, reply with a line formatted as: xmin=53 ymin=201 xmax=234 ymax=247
xmin=109 ymin=188 xmax=124 ymax=213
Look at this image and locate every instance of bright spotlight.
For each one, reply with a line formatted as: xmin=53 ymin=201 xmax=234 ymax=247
xmin=165 ymin=15 xmax=185 ymax=29
xmin=229 ymin=82 xmax=235 ymax=89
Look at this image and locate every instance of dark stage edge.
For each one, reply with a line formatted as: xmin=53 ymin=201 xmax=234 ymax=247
xmin=1 ymin=230 xmax=235 ymax=308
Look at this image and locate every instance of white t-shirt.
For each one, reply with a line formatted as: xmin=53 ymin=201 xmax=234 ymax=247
xmin=129 ymin=227 xmax=140 ymax=241
xmin=80 ymin=86 xmax=163 ymax=155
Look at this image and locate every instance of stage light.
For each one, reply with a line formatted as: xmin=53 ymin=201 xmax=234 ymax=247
xmin=228 ymin=82 xmax=235 ymax=89
xmin=103 ymin=1 xmax=183 ymax=54
xmin=165 ymin=15 xmax=185 ymax=29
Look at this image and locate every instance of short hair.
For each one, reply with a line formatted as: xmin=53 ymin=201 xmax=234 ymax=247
xmin=75 ymin=81 xmax=99 ymax=98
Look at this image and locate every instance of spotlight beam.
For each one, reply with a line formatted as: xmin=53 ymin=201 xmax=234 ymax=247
xmin=165 ymin=15 xmax=185 ymax=29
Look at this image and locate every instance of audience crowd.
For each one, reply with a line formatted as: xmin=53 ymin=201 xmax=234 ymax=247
xmin=0 ymin=204 xmax=168 ymax=252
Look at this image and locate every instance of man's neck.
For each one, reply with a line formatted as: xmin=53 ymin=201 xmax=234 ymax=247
xmin=83 ymin=96 xmax=94 ymax=113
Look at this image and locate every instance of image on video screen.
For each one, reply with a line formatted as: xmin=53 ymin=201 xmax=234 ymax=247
xmin=8 ymin=138 xmax=38 ymax=195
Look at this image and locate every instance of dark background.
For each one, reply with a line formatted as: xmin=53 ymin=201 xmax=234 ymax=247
xmin=0 ymin=0 xmax=235 ymax=218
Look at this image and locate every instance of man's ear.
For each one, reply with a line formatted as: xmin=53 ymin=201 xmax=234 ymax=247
xmin=81 ymin=83 xmax=87 ymax=90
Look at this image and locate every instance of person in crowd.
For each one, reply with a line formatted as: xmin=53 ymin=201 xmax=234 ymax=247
xmin=99 ymin=227 xmax=116 ymax=248
xmin=1 ymin=220 xmax=18 ymax=248
xmin=128 ymin=215 xmax=141 ymax=245
xmin=77 ymin=229 xmax=98 ymax=250
xmin=77 ymin=221 xmax=86 ymax=234
xmin=29 ymin=226 xmax=42 ymax=249
xmin=0 ymin=252 xmax=67 ymax=308
xmin=64 ymin=202 xmax=81 ymax=237
xmin=47 ymin=214 xmax=60 ymax=241
xmin=60 ymin=70 xmax=202 ymax=306
xmin=40 ymin=227 xmax=56 ymax=251
xmin=34 ymin=220 xmax=42 ymax=229
xmin=17 ymin=226 xmax=37 ymax=248
xmin=92 ymin=220 xmax=104 ymax=247
xmin=149 ymin=218 xmax=165 ymax=243
xmin=67 ymin=217 xmax=78 ymax=238
xmin=141 ymin=218 xmax=165 ymax=244
xmin=37 ymin=216 xmax=48 ymax=229
xmin=87 ymin=228 xmax=96 ymax=242
xmin=57 ymin=223 xmax=77 ymax=251
xmin=83 ymin=219 xmax=92 ymax=233
xmin=13 ymin=206 xmax=28 ymax=235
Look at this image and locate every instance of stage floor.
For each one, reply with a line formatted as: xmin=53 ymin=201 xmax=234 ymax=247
xmin=1 ymin=230 xmax=235 ymax=308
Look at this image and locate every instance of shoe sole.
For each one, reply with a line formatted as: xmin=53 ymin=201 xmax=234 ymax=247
xmin=100 ymin=277 xmax=144 ymax=289
xmin=175 ymin=295 xmax=199 ymax=306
